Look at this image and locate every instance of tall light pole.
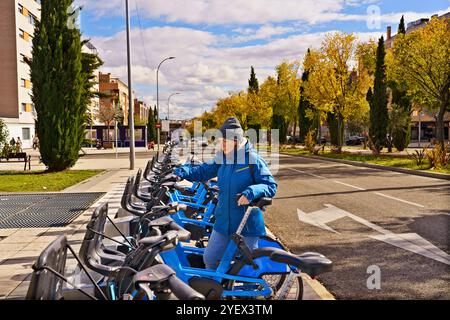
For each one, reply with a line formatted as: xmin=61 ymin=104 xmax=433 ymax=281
xmin=167 ymin=92 xmax=180 ymax=122
xmin=156 ymin=57 xmax=175 ymax=154
xmin=418 ymin=109 xmax=423 ymax=148
xmin=167 ymin=92 xmax=180 ymax=141
xmin=125 ymin=0 xmax=135 ymax=170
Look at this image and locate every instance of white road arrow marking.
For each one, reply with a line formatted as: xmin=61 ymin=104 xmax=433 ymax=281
xmin=297 ymin=204 xmax=450 ymax=265
xmin=370 ymin=233 xmax=450 ymax=265
xmin=297 ymin=204 xmax=347 ymax=233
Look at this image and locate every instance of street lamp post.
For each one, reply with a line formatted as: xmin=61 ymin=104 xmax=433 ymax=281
xmin=156 ymin=57 xmax=175 ymax=154
xmin=125 ymin=0 xmax=135 ymax=170
xmin=418 ymin=109 xmax=423 ymax=148
xmin=167 ymin=93 xmax=180 ymax=141
xmin=90 ymin=108 xmax=93 ymax=148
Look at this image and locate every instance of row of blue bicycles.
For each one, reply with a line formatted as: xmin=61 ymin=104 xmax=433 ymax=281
xmin=26 ymin=141 xmax=333 ymax=300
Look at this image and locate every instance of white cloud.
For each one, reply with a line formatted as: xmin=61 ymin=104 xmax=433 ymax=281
xmin=226 ymin=24 xmax=297 ymax=44
xmin=76 ymin=0 xmax=371 ymax=25
xmin=79 ymin=0 xmax=450 ymax=119
xmin=90 ymin=26 xmax=385 ymax=118
xmin=77 ymin=0 xmax=450 ymax=29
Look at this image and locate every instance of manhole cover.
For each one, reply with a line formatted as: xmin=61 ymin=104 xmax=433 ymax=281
xmin=0 ymin=193 xmax=105 ymax=229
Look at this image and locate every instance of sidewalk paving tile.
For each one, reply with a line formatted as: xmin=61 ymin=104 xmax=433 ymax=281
xmin=0 ymin=281 xmax=21 ymax=298
xmin=0 ymin=236 xmax=37 ymax=244
xmin=0 ymin=229 xmax=20 ymax=237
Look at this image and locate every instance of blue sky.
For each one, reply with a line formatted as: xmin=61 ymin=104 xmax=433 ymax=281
xmin=74 ymin=0 xmax=450 ymax=119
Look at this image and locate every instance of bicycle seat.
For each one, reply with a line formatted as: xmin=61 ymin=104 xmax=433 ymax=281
xmin=148 ymin=215 xmax=174 ymax=227
xmin=139 ymin=224 xmax=190 ymax=247
xmin=161 ymin=174 xmax=179 ymax=183
xmin=161 ymin=181 xmax=177 ymax=188
xmin=133 ymin=264 xmax=175 ymax=285
xmin=269 ymin=249 xmax=332 ymax=278
xmin=251 ymin=197 xmax=272 ymax=208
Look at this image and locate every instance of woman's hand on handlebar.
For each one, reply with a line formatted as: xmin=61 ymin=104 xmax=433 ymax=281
xmin=237 ymin=195 xmax=249 ymax=206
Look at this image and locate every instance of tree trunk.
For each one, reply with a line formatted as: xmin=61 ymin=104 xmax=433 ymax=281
xmin=436 ymin=105 xmax=446 ymax=148
xmin=293 ymin=119 xmax=297 ymax=139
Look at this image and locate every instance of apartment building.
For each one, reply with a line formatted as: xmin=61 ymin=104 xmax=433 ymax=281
xmin=385 ymin=11 xmax=450 ymax=49
xmin=0 ymin=1 xmax=103 ymax=149
xmin=99 ymin=72 xmax=130 ymax=126
xmin=0 ymin=0 xmax=41 ymax=148
xmin=134 ymin=99 xmax=149 ymax=125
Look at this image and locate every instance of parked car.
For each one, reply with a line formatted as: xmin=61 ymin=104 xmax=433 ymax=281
xmin=287 ymin=136 xmax=301 ymax=143
xmin=345 ymin=136 xmax=365 ymax=146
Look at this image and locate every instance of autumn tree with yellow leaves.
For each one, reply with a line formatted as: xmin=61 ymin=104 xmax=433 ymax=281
xmin=389 ymin=16 xmax=450 ymax=147
xmin=303 ymin=32 xmax=372 ymax=150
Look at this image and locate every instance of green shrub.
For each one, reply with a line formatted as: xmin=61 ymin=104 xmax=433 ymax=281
xmin=408 ymin=145 xmax=428 ymax=166
xmin=426 ymin=143 xmax=450 ymax=170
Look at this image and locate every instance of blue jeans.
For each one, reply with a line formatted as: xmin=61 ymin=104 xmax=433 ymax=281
xmin=203 ymin=229 xmax=259 ymax=270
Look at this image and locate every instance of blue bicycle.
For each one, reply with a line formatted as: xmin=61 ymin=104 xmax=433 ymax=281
xmin=157 ymin=195 xmax=332 ymax=300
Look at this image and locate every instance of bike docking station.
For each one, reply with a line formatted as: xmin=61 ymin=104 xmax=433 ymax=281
xmin=14 ymin=140 xmax=334 ymax=318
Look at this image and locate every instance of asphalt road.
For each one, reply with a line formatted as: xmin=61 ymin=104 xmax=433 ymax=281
xmin=265 ymin=153 xmax=450 ymax=300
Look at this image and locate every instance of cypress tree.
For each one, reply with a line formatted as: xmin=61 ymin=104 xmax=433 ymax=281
xmin=391 ymin=83 xmax=412 ymax=151
xmin=29 ymin=0 xmax=99 ymax=171
xmin=398 ymin=15 xmax=406 ymax=35
xmin=298 ymin=68 xmax=316 ymax=142
xmin=147 ymin=106 xmax=157 ymax=142
xmin=390 ymin=16 xmax=411 ymax=151
xmin=247 ymin=66 xmax=261 ymax=135
xmin=369 ymin=37 xmax=388 ymax=153
xmin=248 ymin=66 xmax=259 ymax=94
xmin=271 ymin=114 xmax=288 ymax=144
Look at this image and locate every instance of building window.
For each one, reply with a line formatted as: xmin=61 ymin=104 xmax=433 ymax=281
xmin=20 ymin=54 xmax=27 ymax=63
xmin=21 ymin=103 xmax=32 ymax=112
xmin=20 ymin=79 xmax=31 ymax=89
xmin=19 ymin=4 xmax=29 ymax=17
xmin=19 ymin=29 xmax=30 ymax=41
xmin=22 ymin=128 xmax=31 ymax=140
xmin=29 ymin=14 xmax=38 ymax=26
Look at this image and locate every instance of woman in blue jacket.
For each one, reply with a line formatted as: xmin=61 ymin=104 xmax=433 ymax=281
xmin=174 ymin=117 xmax=277 ymax=270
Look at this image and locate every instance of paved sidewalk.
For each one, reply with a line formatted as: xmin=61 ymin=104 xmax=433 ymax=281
xmin=0 ymin=147 xmax=156 ymax=171
xmin=0 ymin=169 xmax=133 ymax=299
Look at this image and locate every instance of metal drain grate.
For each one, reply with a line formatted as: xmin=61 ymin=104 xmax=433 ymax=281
xmin=0 ymin=193 xmax=105 ymax=229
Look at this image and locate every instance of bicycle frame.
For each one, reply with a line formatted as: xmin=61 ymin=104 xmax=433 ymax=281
xmin=158 ymin=205 xmax=295 ymax=298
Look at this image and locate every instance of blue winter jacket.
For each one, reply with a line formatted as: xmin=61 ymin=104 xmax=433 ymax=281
xmin=174 ymin=142 xmax=277 ymax=237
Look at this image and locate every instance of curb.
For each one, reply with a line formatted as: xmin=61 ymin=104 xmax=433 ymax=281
xmin=302 ymin=274 xmax=336 ymax=300
xmin=265 ymin=227 xmax=335 ymax=300
xmin=281 ymin=152 xmax=450 ymax=181
xmin=61 ymin=169 xmax=112 ymax=193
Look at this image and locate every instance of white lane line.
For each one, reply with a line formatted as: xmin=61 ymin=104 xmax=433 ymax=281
xmin=333 ymin=181 xmax=366 ymax=191
xmin=283 ymin=158 xmax=425 ymax=208
xmin=334 ymin=181 xmax=425 ymax=208
xmin=287 ymin=168 xmax=326 ymax=179
xmin=373 ymin=192 xmax=425 ymax=208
